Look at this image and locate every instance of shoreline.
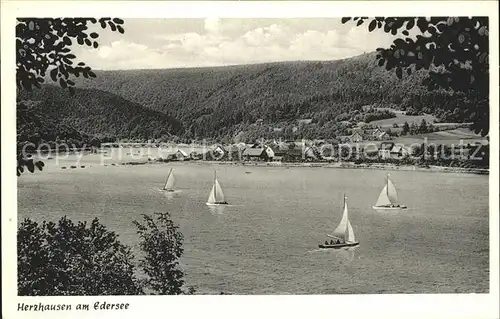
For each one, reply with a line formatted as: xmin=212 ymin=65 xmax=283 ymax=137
xmin=40 ymin=151 xmax=489 ymax=175
xmin=119 ymin=159 xmax=489 ymax=175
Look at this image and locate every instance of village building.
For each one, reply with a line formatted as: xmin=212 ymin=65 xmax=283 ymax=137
xmin=376 ymin=131 xmax=390 ymax=141
xmin=212 ymin=145 xmax=226 ymax=157
xmin=174 ymin=149 xmax=189 ymax=161
xmin=242 ymin=147 xmax=274 ymax=161
xmin=189 ymin=151 xmax=202 ymax=160
xmin=283 ymin=148 xmax=303 ymax=162
xmin=349 ymin=132 xmax=363 ymax=143
xmin=378 ymin=142 xmax=395 ymax=159
xmin=390 ymin=145 xmax=406 ymax=159
xmin=371 ymin=128 xmax=384 ymax=138
xmin=303 ymin=146 xmax=319 ymax=161
xmin=269 ymin=145 xmax=286 ymax=160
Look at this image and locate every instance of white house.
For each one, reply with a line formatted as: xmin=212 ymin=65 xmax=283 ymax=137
xmin=349 ymin=132 xmax=363 ymax=143
xmin=212 ymin=145 xmax=226 ymax=157
xmin=376 ymin=131 xmax=390 ymax=141
xmin=378 ymin=142 xmax=395 ymax=159
xmin=303 ymin=146 xmax=318 ymax=160
xmin=371 ymin=128 xmax=384 ymax=138
xmin=175 ymin=149 xmax=189 ymax=161
xmin=264 ymin=146 xmax=275 ymax=159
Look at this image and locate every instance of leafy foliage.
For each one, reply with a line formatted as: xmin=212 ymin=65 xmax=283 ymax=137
xmin=17 ymin=155 xmax=44 ymax=177
xmin=16 ymin=18 xmax=126 ymax=176
xmin=342 ymin=17 xmax=489 ymax=136
xmin=18 ymin=213 xmax=191 ymax=296
xmin=401 ymin=121 xmax=410 ymax=135
xmin=18 ymin=217 xmax=142 ymax=295
xmin=133 ymin=213 xmax=191 ymax=295
xmin=16 ymin=18 xmax=125 ymax=94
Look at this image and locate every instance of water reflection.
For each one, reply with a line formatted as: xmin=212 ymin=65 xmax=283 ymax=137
xmin=161 ymin=189 xmax=182 ymax=200
xmin=307 ymin=246 xmax=358 ymax=263
xmin=335 ymin=246 xmax=357 ymax=263
xmin=207 ymin=204 xmax=226 ymax=215
xmin=372 ymin=207 xmax=402 ymax=214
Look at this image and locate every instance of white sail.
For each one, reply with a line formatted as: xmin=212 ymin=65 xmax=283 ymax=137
xmin=387 ymin=178 xmax=398 ymax=204
xmin=207 ymin=185 xmax=216 ymax=203
xmin=375 ymin=186 xmax=392 ymax=206
xmin=164 ymin=169 xmax=176 ymax=190
xmin=331 ymin=199 xmax=350 ymax=241
xmin=345 ymin=219 xmax=356 ymax=243
xmin=374 ymin=175 xmax=398 ymax=206
xmin=207 ymin=171 xmax=226 ymax=204
xmin=214 ymin=179 xmax=225 ymax=202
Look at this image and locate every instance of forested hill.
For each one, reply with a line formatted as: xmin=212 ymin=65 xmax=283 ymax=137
xmin=70 ymin=52 xmax=471 ymax=140
xmin=19 ymin=52 xmax=475 ymax=143
xmin=17 ymin=86 xmax=183 ymax=142
xmin=17 ymin=100 xmax=93 ymax=150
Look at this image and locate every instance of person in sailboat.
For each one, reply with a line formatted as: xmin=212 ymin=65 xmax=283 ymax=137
xmin=318 ymin=194 xmax=359 ymax=249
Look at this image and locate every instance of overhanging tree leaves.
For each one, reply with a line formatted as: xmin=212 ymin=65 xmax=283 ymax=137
xmin=342 ymin=17 xmax=489 ymax=136
xmin=16 ymin=17 xmax=125 ymax=176
xmin=16 ymin=18 xmax=125 ymax=94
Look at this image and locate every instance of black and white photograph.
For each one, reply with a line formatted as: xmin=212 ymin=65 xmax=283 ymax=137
xmin=2 ymin=1 xmax=499 ymax=319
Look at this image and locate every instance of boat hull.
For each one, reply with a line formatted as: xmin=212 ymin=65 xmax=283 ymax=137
xmin=318 ymin=242 xmax=359 ymax=249
xmin=206 ymin=202 xmax=228 ymax=206
xmin=372 ymin=205 xmax=407 ymax=210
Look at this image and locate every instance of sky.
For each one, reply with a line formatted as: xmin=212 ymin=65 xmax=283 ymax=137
xmin=74 ymin=18 xmax=403 ymax=70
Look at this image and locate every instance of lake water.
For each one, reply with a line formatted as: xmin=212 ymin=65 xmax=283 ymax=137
xmin=17 ymin=154 xmax=489 ymax=294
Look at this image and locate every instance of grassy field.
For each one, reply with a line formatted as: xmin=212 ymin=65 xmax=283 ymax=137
xmin=395 ymin=128 xmax=488 ymax=146
xmin=370 ymin=112 xmax=437 ymax=127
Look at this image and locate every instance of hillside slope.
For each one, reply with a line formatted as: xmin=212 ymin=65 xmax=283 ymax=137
xmin=70 ymin=52 xmax=471 ymax=140
xmin=17 ymin=100 xmax=93 ymax=149
xmin=18 ymin=86 xmax=183 ymax=141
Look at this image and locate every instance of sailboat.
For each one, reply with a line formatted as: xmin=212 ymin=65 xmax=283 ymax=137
xmin=206 ymin=170 xmax=228 ymax=206
xmin=318 ymin=195 xmax=359 ymax=249
xmin=372 ymin=174 xmax=407 ymax=209
xmin=162 ymin=168 xmax=176 ymax=192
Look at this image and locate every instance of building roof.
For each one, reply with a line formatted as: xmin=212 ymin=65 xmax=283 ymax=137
xmin=176 ymin=149 xmax=189 ymax=156
xmin=212 ymin=145 xmax=226 ymax=152
xmin=391 ymin=146 xmax=403 ymax=153
xmin=242 ymin=148 xmax=265 ymax=156
xmin=372 ymin=128 xmax=384 ymax=135
xmin=379 ymin=141 xmax=395 ymax=150
xmin=378 ymin=132 xmax=389 ymax=139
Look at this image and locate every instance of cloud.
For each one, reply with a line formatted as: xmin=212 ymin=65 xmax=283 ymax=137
xmin=75 ymin=18 xmax=402 ymax=69
xmin=204 ymin=17 xmax=222 ymax=34
xmin=243 ymin=24 xmax=290 ymax=47
xmin=78 ymin=40 xmax=177 ymax=69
